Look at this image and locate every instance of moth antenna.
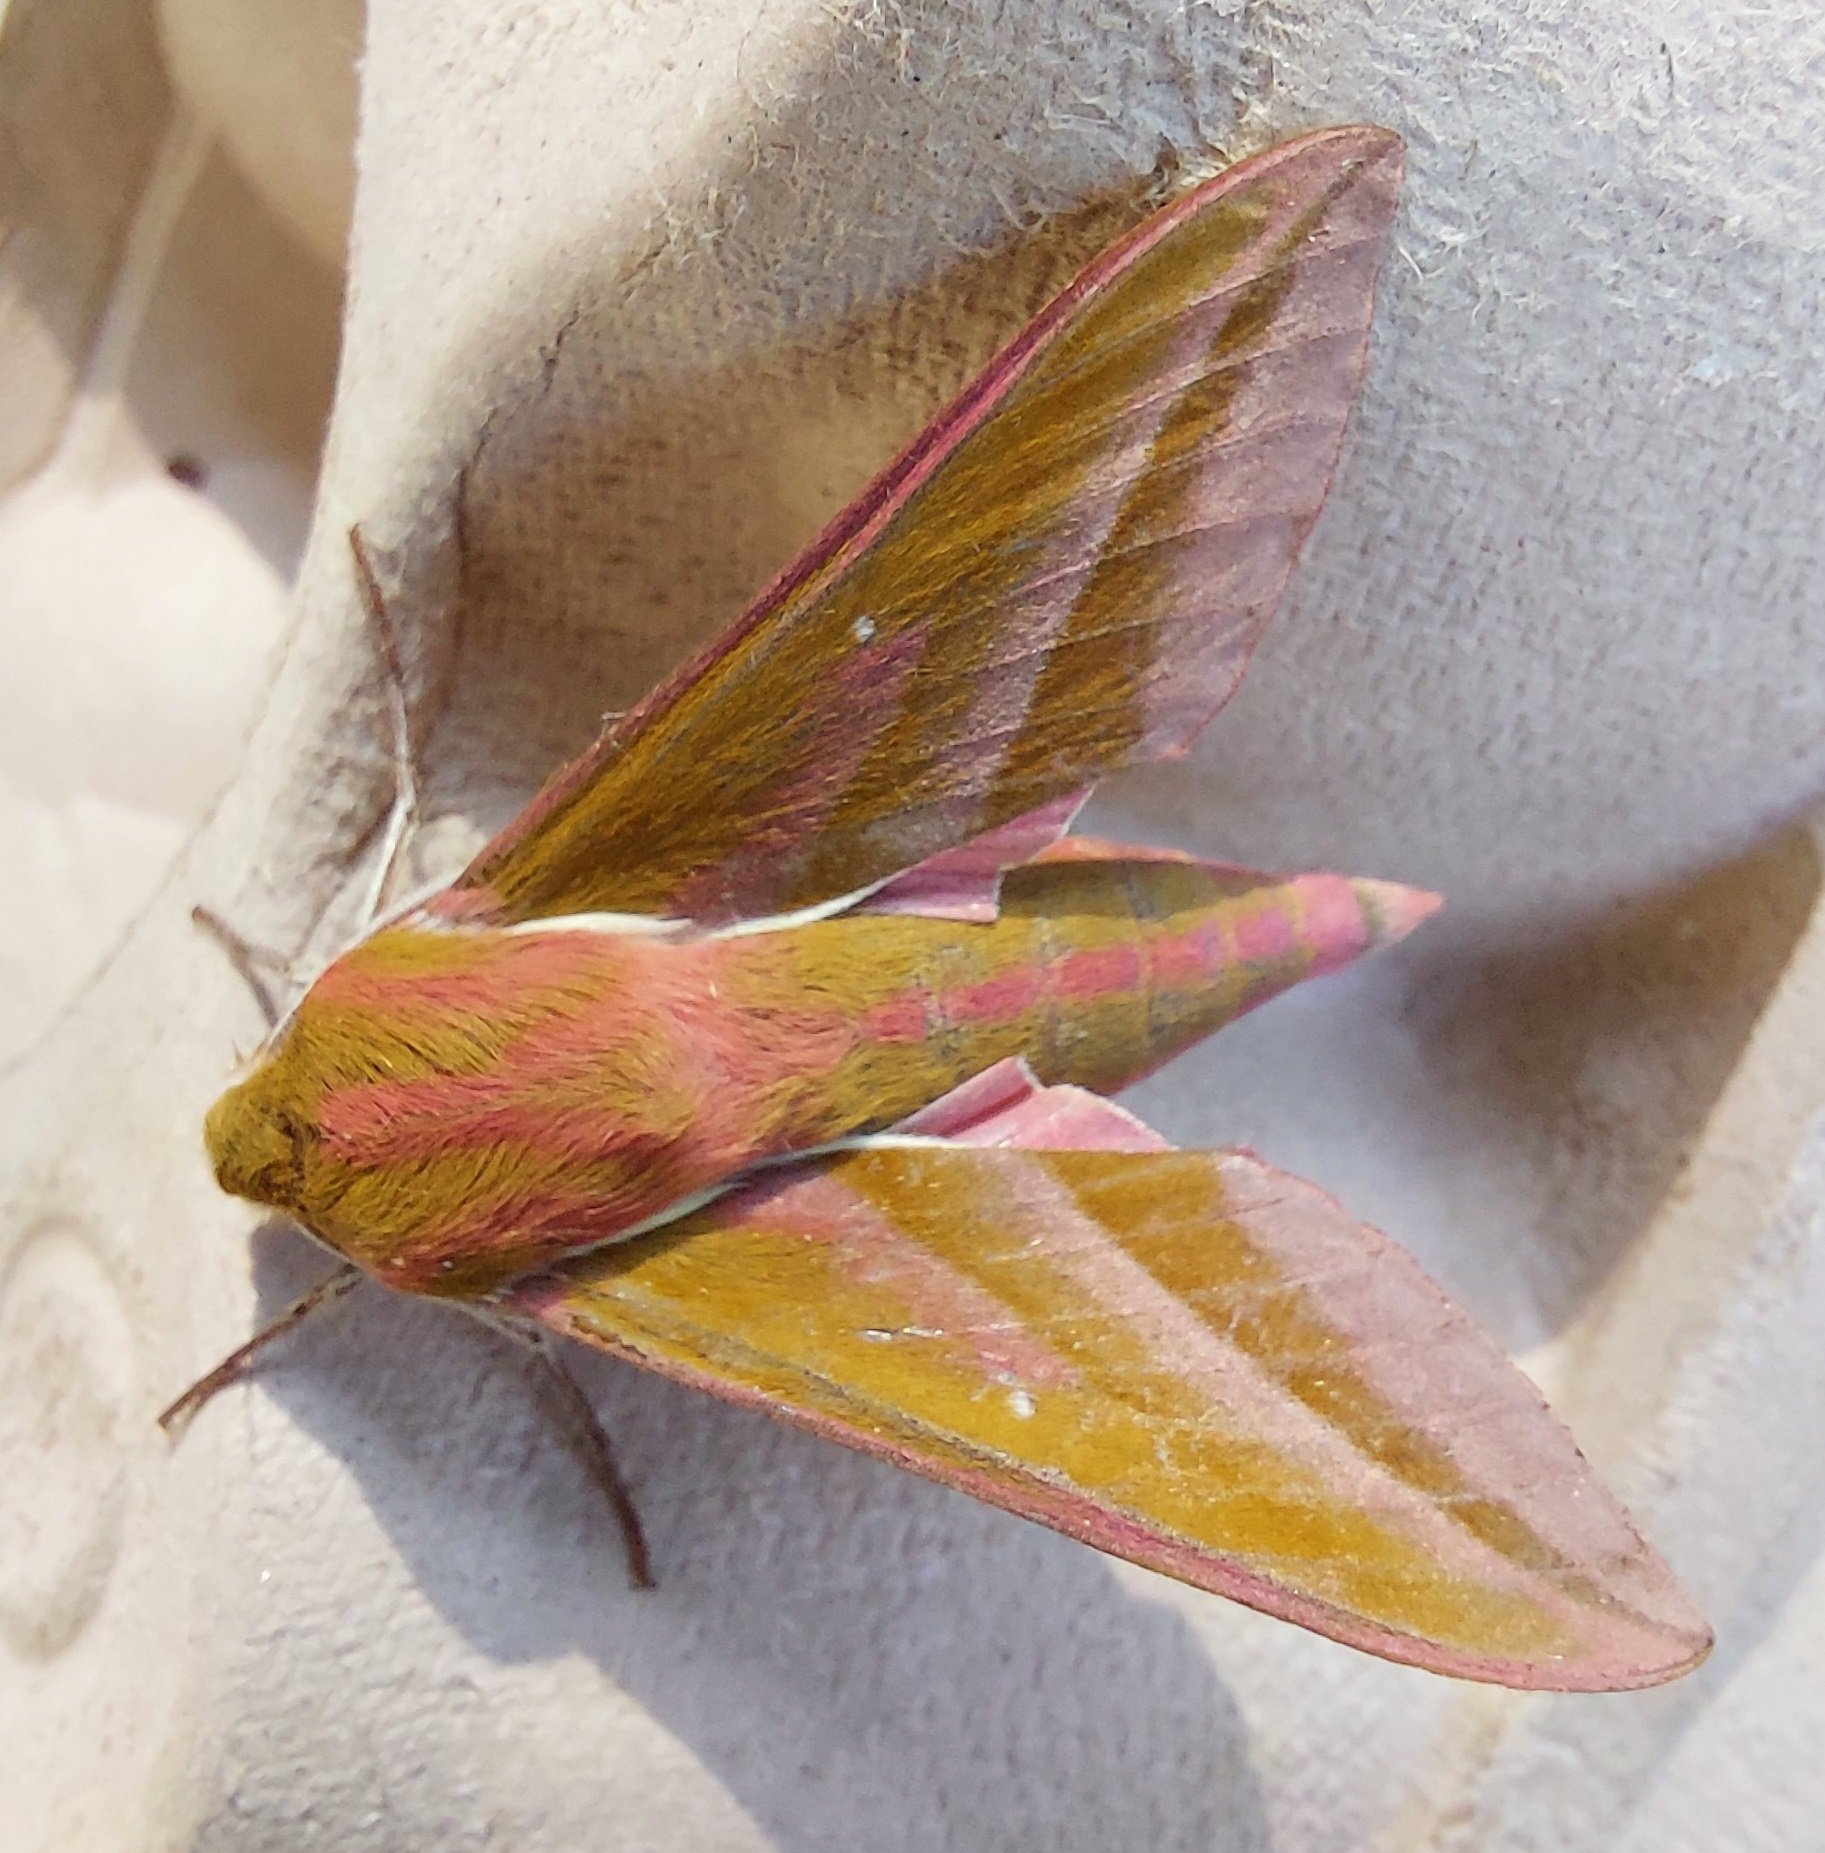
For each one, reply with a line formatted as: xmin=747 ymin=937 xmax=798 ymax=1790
xmin=191 ymin=903 xmax=294 ymax=1029
xmin=157 ymin=1264 xmax=361 ymax=1434
xmin=499 ymin=1321 xmax=655 ymax=1591
xmin=347 ymin=525 xmax=421 ymax=929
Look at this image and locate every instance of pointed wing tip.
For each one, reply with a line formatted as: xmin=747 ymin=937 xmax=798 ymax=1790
xmin=1573 ymin=1571 xmax=1715 ymax=1692
xmin=1267 ymin=122 xmax=1406 ymax=189
xmin=1601 ymin=1621 xmax=1716 ymax=1692
xmin=1330 ymin=122 xmax=1406 ymax=160
xmin=1317 ymin=1579 xmax=1712 ymax=1692
xmin=1498 ymin=1617 xmax=1714 ymax=1694
xmin=1180 ymin=124 xmax=1404 ymax=243
xmin=1444 ymin=1565 xmax=1713 ymax=1692
xmin=1307 ymin=122 xmax=1406 ymax=173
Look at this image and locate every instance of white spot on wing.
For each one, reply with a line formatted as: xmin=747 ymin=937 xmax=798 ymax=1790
xmin=860 ymin=1323 xmax=944 ymax=1342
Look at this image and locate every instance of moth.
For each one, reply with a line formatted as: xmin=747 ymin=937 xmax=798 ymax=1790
xmin=174 ymin=125 xmax=1710 ymax=1690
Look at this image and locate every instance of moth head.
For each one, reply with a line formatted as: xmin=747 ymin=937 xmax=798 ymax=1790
xmin=204 ymin=1061 xmax=306 ymax=1211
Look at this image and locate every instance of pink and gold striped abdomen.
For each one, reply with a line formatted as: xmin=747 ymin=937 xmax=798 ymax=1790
xmin=203 ymin=857 xmax=1429 ymax=1295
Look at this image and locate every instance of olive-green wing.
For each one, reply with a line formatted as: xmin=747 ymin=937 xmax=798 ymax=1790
xmin=437 ymin=127 xmax=1402 ymax=930
xmin=512 ymin=1097 xmax=1709 ymax=1690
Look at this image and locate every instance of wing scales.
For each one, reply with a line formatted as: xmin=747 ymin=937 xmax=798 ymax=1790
xmin=514 ymin=1137 xmax=1709 ymax=1689
xmin=441 ymin=127 xmax=1403 ymax=930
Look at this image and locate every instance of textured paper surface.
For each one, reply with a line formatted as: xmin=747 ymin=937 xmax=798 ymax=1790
xmin=3 ymin=1 xmax=1823 ymax=1848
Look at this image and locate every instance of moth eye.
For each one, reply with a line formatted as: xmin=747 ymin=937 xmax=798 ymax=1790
xmin=203 ymin=1083 xmax=305 ymax=1209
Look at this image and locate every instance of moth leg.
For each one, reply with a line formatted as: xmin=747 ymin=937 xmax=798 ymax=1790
xmin=191 ymin=903 xmax=297 ymax=1028
xmin=346 ymin=525 xmax=420 ymax=928
xmin=157 ymin=1263 xmax=361 ymax=1434
xmin=506 ymin=1324 xmax=655 ymax=1590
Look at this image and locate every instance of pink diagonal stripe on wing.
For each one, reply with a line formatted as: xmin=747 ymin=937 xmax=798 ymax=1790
xmin=734 ymin=1166 xmax=1083 ymax=1393
xmin=1206 ymin=1154 xmax=1706 ymax=1642
xmin=977 ymin=1152 xmax=1600 ymax=1627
